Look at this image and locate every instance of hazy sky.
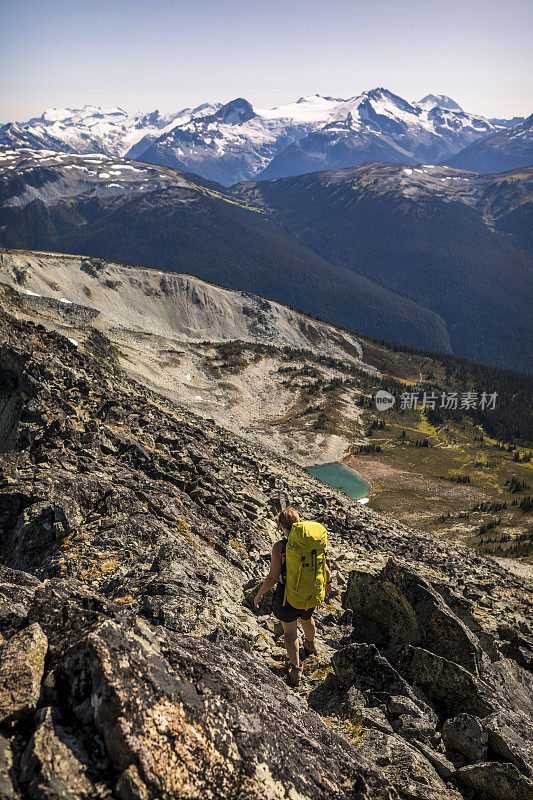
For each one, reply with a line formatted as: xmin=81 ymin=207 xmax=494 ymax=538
xmin=1 ymin=0 xmax=531 ymax=122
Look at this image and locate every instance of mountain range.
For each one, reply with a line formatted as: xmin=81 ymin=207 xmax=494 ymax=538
xmin=0 ymin=146 xmax=531 ymax=372
xmin=1 ymin=90 xmax=530 ymax=184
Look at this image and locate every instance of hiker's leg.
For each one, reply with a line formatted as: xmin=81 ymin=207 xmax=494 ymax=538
xmin=299 ymin=615 xmax=316 ymax=644
xmin=282 ymin=620 xmax=299 ymax=667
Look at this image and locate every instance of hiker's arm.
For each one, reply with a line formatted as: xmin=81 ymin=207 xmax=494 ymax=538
xmin=254 ymin=543 xmax=282 ymax=608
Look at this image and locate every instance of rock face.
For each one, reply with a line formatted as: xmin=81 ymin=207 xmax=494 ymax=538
xmin=0 ymin=623 xmax=47 ymax=725
xmin=0 ymin=303 xmax=531 ymax=798
xmin=0 ymin=579 xmax=392 ymax=800
xmin=454 ymin=762 xmax=533 ymax=800
xmin=441 ymin=714 xmax=488 ymax=763
xmin=314 ymin=560 xmax=533 ymax=798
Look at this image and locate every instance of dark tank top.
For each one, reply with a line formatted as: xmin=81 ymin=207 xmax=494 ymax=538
xmin=276 ymin=539 xmax=287 ymax=591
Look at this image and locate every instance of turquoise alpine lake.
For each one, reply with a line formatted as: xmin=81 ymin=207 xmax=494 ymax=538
xmin=306 ymin=462 xmax=370 ymax=500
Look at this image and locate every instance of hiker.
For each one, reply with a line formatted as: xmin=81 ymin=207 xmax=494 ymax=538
xmin=254 ymin=507 xmax=331 ymax=686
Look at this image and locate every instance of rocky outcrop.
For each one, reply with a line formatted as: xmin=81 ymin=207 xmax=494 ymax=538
xmin=0 ymin=623 xmax=47 ymax=725
xmin=483 ymin=709 xmax=533 ymax=778
xmin=441 ymin=714 xmax=488 ymax=763
xmin=454 ymin=762 xmax=533 ymax=800
xmin=343 ymin=561 xmax=483 ymax=671
xmin=0 ymin=346 xmax=29 ymax=453
xmin=395 ymin=646 xmax=495 ymax=718
xmin=318 ymin=559 xmax=533 ymax=798
xmin=0 ymin=304 xmax=531 ymax=798
xmin=0 ymin=575 xmax=392 ymax=800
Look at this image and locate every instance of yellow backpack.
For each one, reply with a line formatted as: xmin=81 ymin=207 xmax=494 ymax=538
xmin=284 ymin=521 xmax=328 ymax=610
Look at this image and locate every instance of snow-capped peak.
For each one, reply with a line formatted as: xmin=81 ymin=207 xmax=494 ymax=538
xmin=34 ymin=105 xmax=128 ymax=125
xmin=256 ymin=94 xmax=345 ymax=122
xmin=211 ymin=98 xmax=255 ymax=125
xmin=418 ymin=94 xmax=463 ymax=112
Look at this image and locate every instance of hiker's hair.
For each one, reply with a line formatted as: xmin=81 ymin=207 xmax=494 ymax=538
xmin=277 ymin=507 xmax=300 ymax=532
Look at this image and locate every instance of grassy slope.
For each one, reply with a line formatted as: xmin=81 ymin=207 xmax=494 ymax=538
xmin=263 ymin=336 xmax=533 ymax=557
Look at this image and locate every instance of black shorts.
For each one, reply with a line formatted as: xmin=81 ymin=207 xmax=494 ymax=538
xmin=272 ymin=583 xmax=315 ymax=623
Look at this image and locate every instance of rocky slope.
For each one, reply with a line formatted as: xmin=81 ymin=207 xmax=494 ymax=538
xmin=0 ymin=284 xmax=532 ymax=798
xmin=0 ymin=248 xmax=376 ymax=464
xmin=0 ymin=250 xmax=370 ymax=367
xmin=0 ymin=248 xmax=532 ymax=554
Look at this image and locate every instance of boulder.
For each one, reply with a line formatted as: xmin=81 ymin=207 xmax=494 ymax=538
xmin=454 ymin=762 xmax=533 ymax=800
xmin=332 ymin=643 xmax=432 ymax=714
xmin=0 ymin=622 xmax=47 ymax=725
xmin=0 ymin=734 xmax=16 ymax=800
xmin=20 ymin=707 xmax=98 ymax=800
xmin=360 ymin=707 xmax=393 ymax=734
xmin=412 ymin=742 xmax=455 ymax=780
xmin=388 ymin=695 xmax=430 ymax=720
xmin=441 ymin=713 xmax=488 ymax=763
xmin=359 ymin=727 xmax=462 ymax=800
xmin=343 ymin=560 xmax=483 ymax=672
xmin=392 ymin=714 xmax=437 ymax=745
xmin=396 ymin=645 xmax=496 ymax=718
xmin=483 ymin=709 xmax=533 ymax=778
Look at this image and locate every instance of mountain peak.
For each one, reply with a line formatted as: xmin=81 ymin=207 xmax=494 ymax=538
xmin=360 ymin=87 xmax=417 ymax=114
xmin=418 ymin=94 xmax=463 ymax=112
xmin=212 ymin=98 xmax=255 ymax=124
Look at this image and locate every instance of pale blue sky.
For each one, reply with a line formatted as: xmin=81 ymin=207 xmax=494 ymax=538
xmin=1 ymin=0 xmax=531 ymax=122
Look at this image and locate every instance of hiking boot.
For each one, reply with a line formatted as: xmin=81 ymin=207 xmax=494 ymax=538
xmin=287 ymin=666 xmax=303 ymax=687
xmin=303 ymin=639 xmax=317 ymax=655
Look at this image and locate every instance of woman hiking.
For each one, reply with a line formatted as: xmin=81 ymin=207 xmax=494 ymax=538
xmin=254 ymin=507 xmax=331 ymax=687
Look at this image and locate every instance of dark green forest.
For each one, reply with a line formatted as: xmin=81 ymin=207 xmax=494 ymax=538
xmin=235 ymin=173 xmax=533 ymax=373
